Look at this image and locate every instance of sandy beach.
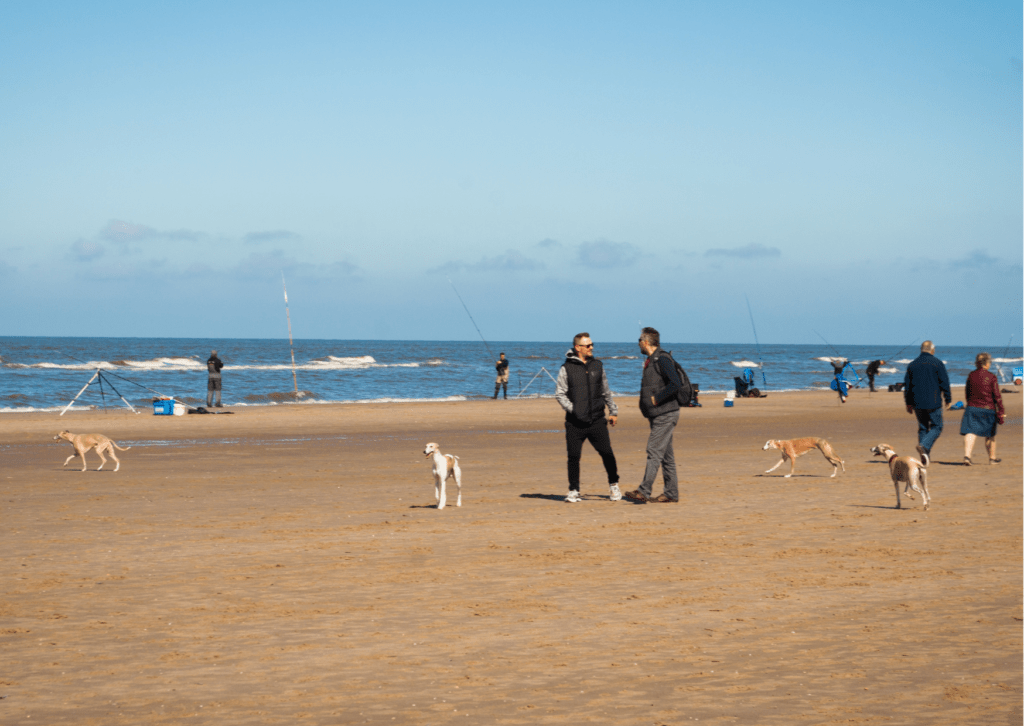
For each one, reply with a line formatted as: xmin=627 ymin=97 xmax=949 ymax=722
xmin=2 ymin=389 xmax=1021 ymax=724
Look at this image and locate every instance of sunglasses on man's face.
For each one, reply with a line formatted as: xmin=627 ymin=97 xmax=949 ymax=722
xmin=578 ymin=343 xmax=593 ymax=349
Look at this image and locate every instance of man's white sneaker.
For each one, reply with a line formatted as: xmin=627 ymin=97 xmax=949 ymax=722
xmin=609 ymin=484 xmax=622 ymax=501
xmin=565 ymin=490 xmax=582 ymax=503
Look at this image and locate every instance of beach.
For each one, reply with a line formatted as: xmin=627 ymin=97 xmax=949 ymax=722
xmin=2 ymin=389 xmax=1021 ymax=724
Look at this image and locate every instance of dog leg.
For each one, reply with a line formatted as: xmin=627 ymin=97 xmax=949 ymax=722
xmin=785 ymin=455 xmax=795 ymax=478
xmin=453 ymin=466 xmax=462 ymax=507
xmin=765 ymin=458 xmax=785 ymax=474
xmin=433 ymin=475 xmax=440 ymax=505
xmin=438 ymin=475 xmax=447 ymax=510
xmin=109 ymin=449 xmax=120 ymax=472
xmin=78 ymin=448 xmax=88 ymax=472
xmin=919 ymin=469 xmax=930 ymax=509
xmin=893 ymin=479 xmax=902 ymax=509
xmin=96 ymin=447 xmax=108 ymax=471
xmin=63 ymin=454 xmax=76 ymax=468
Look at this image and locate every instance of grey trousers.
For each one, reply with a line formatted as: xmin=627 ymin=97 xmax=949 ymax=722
xmin=638 ymin=409 xmax=679 ymax=499
xmin=207 ymin=376 xmax=222 ymax=407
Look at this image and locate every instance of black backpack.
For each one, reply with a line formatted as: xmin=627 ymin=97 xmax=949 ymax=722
xmin=660 ymin=351 xmax=694 ymax=407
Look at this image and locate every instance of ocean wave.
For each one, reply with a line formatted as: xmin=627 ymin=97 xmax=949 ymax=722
xmin=994 ymin=357 xmax=1023 ymax=363
xmin=878 ymin=367 xmax=899 ymax=374
xmin=2 ymin=354 xmax=430 ymax=373
xmin=730 ymin=360 xmax=760 ymax=368
xmin=605 ymin=355 xmax=639 ymax=360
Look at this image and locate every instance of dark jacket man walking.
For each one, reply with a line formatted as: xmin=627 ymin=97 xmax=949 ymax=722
xmin=903 ymin=341 xmax=951 ymax=464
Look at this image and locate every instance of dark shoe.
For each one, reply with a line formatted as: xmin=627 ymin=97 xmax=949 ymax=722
xmin=622 ymin=489 xmax=648 ymax=503
xmin=989 ymin=458 xmax=1001 ymax=465
xmin=963 ymin=456 xmax=972 ymax=466
xmin=652 ymin=494 xmax=678 ymax=503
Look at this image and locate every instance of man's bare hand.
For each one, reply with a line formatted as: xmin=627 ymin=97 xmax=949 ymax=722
xmin=608 ymin=415 xmax=618 ymax=427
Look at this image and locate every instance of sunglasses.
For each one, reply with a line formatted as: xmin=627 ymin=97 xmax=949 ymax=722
xmin=578 ymin=343 xmax=594 ymax=348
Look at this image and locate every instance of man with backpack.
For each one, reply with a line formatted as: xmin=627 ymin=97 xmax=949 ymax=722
xmin=624 ymin=327 xmax=688 ymax=504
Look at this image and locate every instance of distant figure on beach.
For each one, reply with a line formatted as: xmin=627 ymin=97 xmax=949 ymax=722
xmin=903 ymin=341 xmax=951 ymax=464
xmin=961 ymin=352 xmax=1004 ymax=465
xmin=831 ymin=358 xmax=850 ymax=403
xmin=206 ymin=350 xmax=224 ymax=408
xmin=623 ymin=327 xmax=684 ymax=504
xmin=493 ymin=353 xmax=509 ymax=399
xmin=865 ymin=359 xmax=885 ymax=392
xmin=555 ymin=332 xmax=621 ymax=503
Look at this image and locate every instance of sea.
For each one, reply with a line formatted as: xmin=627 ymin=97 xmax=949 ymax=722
xmin=1 ymin=337 xmax=1021 ymax=413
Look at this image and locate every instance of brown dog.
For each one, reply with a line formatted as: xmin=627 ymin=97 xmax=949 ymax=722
xmin=762 ymin=437 xmax=845 ymax=478
xmin=870 ymin=444 xmax=930 ymax=510
xmin=54 ymin=431 xmax=131 ymax=472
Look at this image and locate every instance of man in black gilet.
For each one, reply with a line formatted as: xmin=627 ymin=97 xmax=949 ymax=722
xmin=554 ymin=332 xmax=621 ymax=503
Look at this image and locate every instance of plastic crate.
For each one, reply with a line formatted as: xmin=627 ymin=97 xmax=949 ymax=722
xmin=153 ymin=399 xmax=175 ymax=415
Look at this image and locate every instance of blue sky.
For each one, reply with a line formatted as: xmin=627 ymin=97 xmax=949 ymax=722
xmin=1 ymin=1 xmax=1021 ymax=345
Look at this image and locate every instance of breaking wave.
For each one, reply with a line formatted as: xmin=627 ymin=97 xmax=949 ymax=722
xmin=3 ymin=354 xmax=437 ymax=373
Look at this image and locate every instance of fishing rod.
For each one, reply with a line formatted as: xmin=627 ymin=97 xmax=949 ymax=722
xmin=744 ymin=294 xmax=768 ymax=387
xmin=447 ymin=277 xmax=496 ymax=361
xmin=282 ymin=274 xmax=299 ymax=397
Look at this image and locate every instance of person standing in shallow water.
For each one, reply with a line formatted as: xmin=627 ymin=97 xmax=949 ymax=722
xmin=493 ymin=353 xmax=509 ymax=399
xmin=206 ymin=350 xmax=224 ymax=408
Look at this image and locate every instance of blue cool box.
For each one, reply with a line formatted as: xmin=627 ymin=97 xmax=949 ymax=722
xmin=723 ymin=399 xmax=734 ymax=408
xmin=153 ymin=399 xmax=175 ymax=415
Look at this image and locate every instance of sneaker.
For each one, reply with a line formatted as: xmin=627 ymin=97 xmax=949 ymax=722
xmin=565 ymin=490 xmax=582 ymax=503
xmin=609 ymin=484 xmax=622 ymax=501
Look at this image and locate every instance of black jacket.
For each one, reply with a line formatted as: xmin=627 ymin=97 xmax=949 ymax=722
xmin=555 ymin=351 xmax=618 ymax=426
xmin=903 ymin=352 xmax=951 ymax=410
xmin=639 ymin=348 xmax=682 ymax=419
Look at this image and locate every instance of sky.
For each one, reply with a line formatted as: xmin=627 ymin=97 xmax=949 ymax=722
xmin=1 ymin=1 xmax=1021 ymax=346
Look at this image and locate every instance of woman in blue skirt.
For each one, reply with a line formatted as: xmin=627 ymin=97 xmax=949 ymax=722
xmin=960 ymin=352 xmax=1005 ymax=465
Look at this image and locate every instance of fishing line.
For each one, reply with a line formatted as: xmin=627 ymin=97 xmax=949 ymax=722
xmin=812 ymin=329 xmax=861 ymax=386
xmin=447 ymin=277 xmax=496 ymax=361
xmin=993 ymin=335 xmax=1014 ymax=383
xmin=744 ymin=294 xmax=768 ymax=387
xmin=887 ymin=339 xmax=919 ymax=362
xmin=59 ymin=350 xmax=169 ymax=397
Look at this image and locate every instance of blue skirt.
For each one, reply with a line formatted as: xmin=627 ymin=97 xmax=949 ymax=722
xmin=960 ymin=406 xmax=997 ymax=437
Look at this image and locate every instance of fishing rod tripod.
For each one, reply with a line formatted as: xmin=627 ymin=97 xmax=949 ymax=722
xmin=60 ymin=369 xmax=140 ymax=416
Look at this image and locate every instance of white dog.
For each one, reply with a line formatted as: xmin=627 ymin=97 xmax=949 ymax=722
xmin=423 ymin=442 xmax=462 ymax=509
xmin=54 ymin=430 xmax=131 ymax=472
xmin=870 ymin=444 xmax=930 ymax=510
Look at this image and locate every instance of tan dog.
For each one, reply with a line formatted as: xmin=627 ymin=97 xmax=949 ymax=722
xmin=54 ymin=431 xmax=131 ymax=472
xmin=871 ymin=444 xmax=930 ymax=510
xmin=423 ymin=442 xmax=462 ymax=509
xmin=762 ymin=437 xmax=845 ymax=478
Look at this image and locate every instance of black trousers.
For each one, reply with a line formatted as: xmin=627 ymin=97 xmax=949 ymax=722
xmin=565 ymin=417 xmax=619 ymax=491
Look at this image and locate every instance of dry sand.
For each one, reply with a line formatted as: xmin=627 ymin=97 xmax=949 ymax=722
xmin=2 ymin=389 xmax=1021 ymax=724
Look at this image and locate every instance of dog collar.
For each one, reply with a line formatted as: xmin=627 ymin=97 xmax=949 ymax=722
xmin=888 ymin=454 xmax=898 ymax=464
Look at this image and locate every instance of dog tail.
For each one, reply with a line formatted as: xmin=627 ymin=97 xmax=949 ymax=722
xmin=446 ymin=454 xmax=459 ymax=461
xmin=112 ymin=443 xmax=132 ymax=451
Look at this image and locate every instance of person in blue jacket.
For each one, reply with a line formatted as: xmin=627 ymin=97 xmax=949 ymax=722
xmin=903 ymin=340 xmax=951 ymax=465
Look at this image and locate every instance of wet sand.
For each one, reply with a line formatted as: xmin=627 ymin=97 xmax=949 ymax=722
xmin=2 ymin=390 xmax=1021 ymax=724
